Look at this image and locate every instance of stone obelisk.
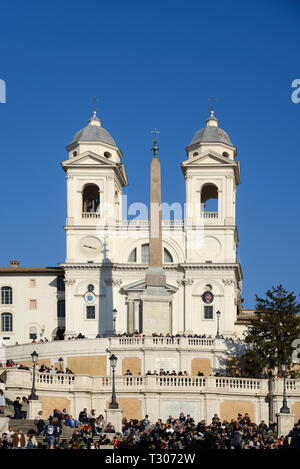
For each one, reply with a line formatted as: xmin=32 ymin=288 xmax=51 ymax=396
xmin=141 ymin=130 xmax=171 ymax=335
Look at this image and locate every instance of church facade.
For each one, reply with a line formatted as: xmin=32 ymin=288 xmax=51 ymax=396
xmin=0 ymin=110 xmax=245 ymax=345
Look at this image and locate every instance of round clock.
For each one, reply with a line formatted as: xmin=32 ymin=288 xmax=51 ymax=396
xmin=202 ymin=291 xmax=214 ymax=304
xmin=79 ymin=236 xmax=102 ymax=258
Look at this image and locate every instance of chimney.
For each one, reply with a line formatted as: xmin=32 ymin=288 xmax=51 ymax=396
xmin=9 ymin=260 xmax=20 ymax=268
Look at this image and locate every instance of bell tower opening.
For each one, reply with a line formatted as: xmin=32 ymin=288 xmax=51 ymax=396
xmin=201 ymin=183 xmax=218 ymax=216
xmin=82 ymin=184 xmax=100 ymax=213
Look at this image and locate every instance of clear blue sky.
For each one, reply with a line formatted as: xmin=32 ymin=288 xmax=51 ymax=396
xmin=0 ymin=0 xmax=299 ymax=308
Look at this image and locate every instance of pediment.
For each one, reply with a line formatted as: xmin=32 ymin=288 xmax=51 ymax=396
xmin=122 ymin=279 xmax=178 ymax=294
xmin=182 ymin=151 xmax=236 ymax=167
xmin=61 ymin=151 xmax=116 ymax=168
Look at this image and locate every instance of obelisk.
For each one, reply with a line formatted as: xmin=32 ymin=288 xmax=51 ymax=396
xmin=145 ymin=130 xmax=166 ymax=288
xmin=141 ymin=130 xmax=171 ymax=335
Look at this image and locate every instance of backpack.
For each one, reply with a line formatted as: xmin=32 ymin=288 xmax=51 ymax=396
xmin=46 ymin=425 xmax=54 ymax=436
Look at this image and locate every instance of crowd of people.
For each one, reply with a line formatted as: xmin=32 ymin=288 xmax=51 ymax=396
xmin=1 ymin=408 xmax=299 ymax=450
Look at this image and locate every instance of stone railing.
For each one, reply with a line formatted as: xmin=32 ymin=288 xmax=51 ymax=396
xmin=6 ymin=369 xmax=300 ymax=398
xmin=200 ymin=212 xmax=218 ymax=219
xmin=81 ymin=212 xmax=101 ymax=219
xmin=110 ymin=336 xmax=216 ymax=350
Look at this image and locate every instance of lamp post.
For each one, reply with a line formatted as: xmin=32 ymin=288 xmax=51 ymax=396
xmin=28 ymin=350 xmax=39 ymax=400
xmin=113 ymin=309 xmax=117 ymax=336
xmin=280 ymin=361 xmax=290 ymax=414
xmin=58 ymin=357 xmax=64 ymax=373
xmin=216 ymin=310 xmax=221 ymax=339
xmin=109 ymin=354 xmax=119 ymax=409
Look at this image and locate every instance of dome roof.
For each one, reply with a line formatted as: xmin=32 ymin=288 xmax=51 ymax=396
xmin=189 ymin=112 xmax=233 ymax=147
xmin=71 ymin=112 xmax=116 ymax=146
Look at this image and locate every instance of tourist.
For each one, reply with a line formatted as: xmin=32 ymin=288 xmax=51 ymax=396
xmin=43 ymin=421 xmax=59 ymax=449
xmin=21 ymin=396 xmax=29 ymax=419
xmin=34 ymin=410 xmax=45 ymax=436
xmin=13 ymin=397 xmax=22 ymax=419
xmin=12 ymin=429 xmax=26 ymax=449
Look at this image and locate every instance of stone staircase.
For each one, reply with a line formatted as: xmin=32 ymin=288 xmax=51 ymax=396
xmin=7 ymin=415 xmax=115 ymax=448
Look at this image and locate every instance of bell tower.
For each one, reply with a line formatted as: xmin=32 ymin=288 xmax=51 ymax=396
xmin=60 ymin=111 xmax=128 ymax=339
xmin=181 ymin=111 xmax=242 ymax=337
xmin=61 ymin=111 xmax=128 ymax=264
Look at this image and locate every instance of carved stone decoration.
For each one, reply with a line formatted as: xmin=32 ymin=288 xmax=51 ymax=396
xmin=112 ymin=279 xmax=123 ymax=287
xmin=177 ymin=279 xmax=194 ymax=287
xmin=64 ymin=277 xmax=75 ymax=286
xmin=105 ymin=278 xmax=123 ymax=287
xmin=222 ymin=278 xmax=234 ymax=286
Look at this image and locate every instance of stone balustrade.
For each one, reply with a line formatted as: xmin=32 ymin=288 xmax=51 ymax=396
xmin=4 ymin=369 xmax=300 ymax=398
xmin=110 ymin=336 xmax=216 ymax=350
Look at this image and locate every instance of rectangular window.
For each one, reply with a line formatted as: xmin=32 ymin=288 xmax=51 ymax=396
xmin=29 ymin=299 xmax=37 ymax=310
xmin=1 ymin=287 xmax=12 ymax=304
xmin=86 ymin=306 xmax=95 ymax=319
xmin=29 ymin=279 xmax=36 ymax=288
xmin=1 ymin=313 xmax=13 ymax=332
xmin=204 ymin=306 xmax=213 ymax=320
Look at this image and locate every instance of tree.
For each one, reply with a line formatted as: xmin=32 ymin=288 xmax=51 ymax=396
xmin=244 ymin=285 xmax=300 ymax=375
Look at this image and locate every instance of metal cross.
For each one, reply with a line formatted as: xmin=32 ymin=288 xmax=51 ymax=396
xmin=151 ymin=128 xmax=160 ymax=158
xmin=91 ymin=96 xmax=99 ymax=113
xmin=208 ymin=96 xmax=216 ymax=112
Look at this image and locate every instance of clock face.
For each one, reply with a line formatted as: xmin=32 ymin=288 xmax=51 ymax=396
xmin=202 ymin=291 xmax=214 ymax=304
xmin=79 ymin=236 xmax=102 ymax=259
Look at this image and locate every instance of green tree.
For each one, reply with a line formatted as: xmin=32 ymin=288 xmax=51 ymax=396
xmin=244 ymin=285 xmax=300 ymax=375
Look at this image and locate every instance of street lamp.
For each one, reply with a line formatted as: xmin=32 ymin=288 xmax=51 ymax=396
xmin=280 ymin=361 xmax=290 ymax=414
xmin=113 ymin=309 xmax=117 ymax=336
xmin=216 ymin=310 xmax=221 ymax=339
xmin=58 ymin=357 xmax=64 ymax=373
xmin=28 ymin=350 xmax=39 ymax=400
xmin=109 ymin=353 xmax=119 ymax=409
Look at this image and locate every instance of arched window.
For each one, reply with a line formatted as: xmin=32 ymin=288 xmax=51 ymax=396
xmin=1 ymin=286 xmax=12 ymax=304
xmin=1 ymin=312 xmax=12 ymax=332
xmin=57 ymin=275 xmax=65 ymax=292
xmin=29 ymin=326 xmax=37 ymax=340
xmin=128 ymin=248 xmax=137 ymax=263
xmin=73 ymin=151 xmax=77 ymax=157
xmin=164 ymin=248 xmax=173 ymax=263
xmin=201 ymin=183 xmax=218 ymax=213
xmin=128 ymin=245 xmax=174 ymax=263
xmin=141 ymin=244 xmax=150 ymax=264
xmin=82 ymin=184 xmax=100 ymax=213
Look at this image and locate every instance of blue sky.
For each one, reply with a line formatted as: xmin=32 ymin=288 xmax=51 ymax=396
xmin=0 ymin=0 xmax=299 ymax=308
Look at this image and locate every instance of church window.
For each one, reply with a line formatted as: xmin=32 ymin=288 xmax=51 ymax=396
xmin=141 ymin=244 xmax=150 ymax=264
xmin=1 ymin=286 xmax=12 ymax=304
xmin=204 ymin=306 xmax=213 ymax=320
xmin=57 ymin=300 xmax=65 ymax=318
xmin=128 ymin=248 xmax=137 ymax=263
xmin=86 ymin=306 xmax=95 ymax=319
xmin=29 ymin=326 xmax=37 ymax=340
xmin=73 ymin=151 xmax=77 ymax=157
xmin=29 ymin=299 xmax=37 ymax=310
xmin=193 ymin=152 xmax=198 ymax=157
xmin=222 ymin=152 xmax=229 ymax=157
xmin=1 ymin=312 xmax=12 ymax=332
xmin=164 ymin=248 xmax=173 ymax=263
xmin=82 ymin=184 xmax=100 ymax=213
xmin=104 ymin=151 xmax=112 ymax=158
